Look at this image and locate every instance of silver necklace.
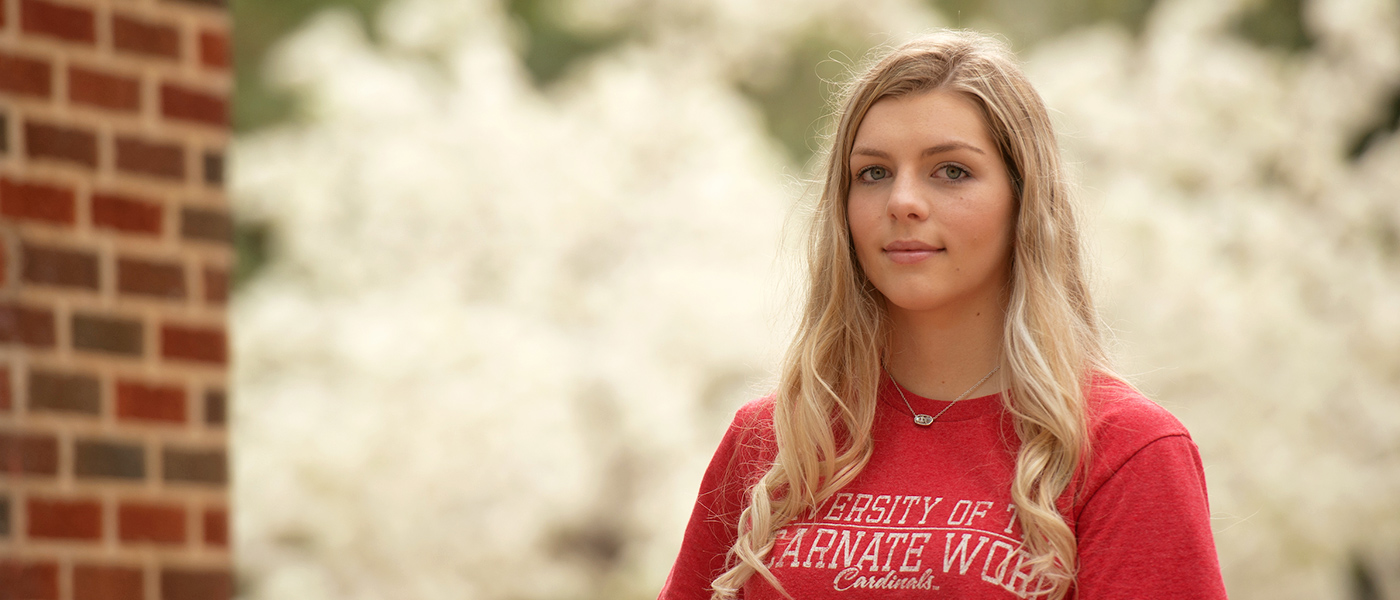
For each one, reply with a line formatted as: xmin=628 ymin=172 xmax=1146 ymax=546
xmin=888 ymin=365 xmax=1000 ymax=427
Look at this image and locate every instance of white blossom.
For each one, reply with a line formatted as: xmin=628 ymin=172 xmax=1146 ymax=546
xmin=232 ymin=0 xmax=1400 ymax=597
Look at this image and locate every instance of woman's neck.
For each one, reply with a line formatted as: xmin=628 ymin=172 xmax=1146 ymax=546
xmin=884 ymin=297 xmax=1007 ymax=401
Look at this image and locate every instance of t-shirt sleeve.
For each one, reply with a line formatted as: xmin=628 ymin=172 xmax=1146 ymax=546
xmin=658 ymin=400 xmax=774 ymax=600
xmin=1073 ymin=434 xmax=1229 ymax=599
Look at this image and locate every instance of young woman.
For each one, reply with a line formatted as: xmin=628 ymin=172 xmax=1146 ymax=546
xmin=658 ymin=31 xmax=1228 ymax=599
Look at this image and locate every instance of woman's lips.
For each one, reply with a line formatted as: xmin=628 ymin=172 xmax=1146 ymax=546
xmin=884 ymin=241 xmax=944 ymax=264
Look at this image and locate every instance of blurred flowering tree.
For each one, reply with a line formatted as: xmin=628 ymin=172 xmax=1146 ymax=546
xmin=230 ymin=0 xmax=1400 ymax=598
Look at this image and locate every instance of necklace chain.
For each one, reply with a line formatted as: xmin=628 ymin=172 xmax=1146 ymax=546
xmin=888 ymin=365 xmax=1001 ymax=427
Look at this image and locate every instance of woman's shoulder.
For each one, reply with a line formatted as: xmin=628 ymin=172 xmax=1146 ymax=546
xmin=732 ymin=394 xmax=777 ymax=429
xmin=1079 ymin=373 xmax=1199 ymax=493
xmin=1084 ymin=373 xmax=1191 ymax=447
xmin=713 ymin=395 xmax=779 ymax=472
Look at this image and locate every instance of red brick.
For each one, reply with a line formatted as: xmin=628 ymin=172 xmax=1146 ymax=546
xmin=160 ymin=84 xmax=227 ymax=127
xmin=203 ymin=151 xmax=223 ymax=187
xmin=160 ymin=324 xmax=226 ymax=364
xmin=115 ymin=136 xmax=185 ymax=180
xmin=117 ymin=257 xmax=186 ymax=299
xmin=116 ymin=379 xmax=186 ymax=423
xmin=0 ymin=176 xmax=76 ymax=224
xmin=0 ymin=242 xmax=6 ymax=292
xmin=198 ymin=29 xmax=230 ymax=70
xmin=92 ymin=192 xmax=164 ymax=235
xmin=162 ymin=447 xmax=225 ymax=485
xmin=203 ymin=389 xmax=225 ymax=426
xmin=0 ymin=431 xmax=59 ymax=475
xmin=0 ymin=367 xmax=11 ymax=412
xmin=179 ymin=207 xmax=230 ymax=243
xmin=28 ymin=497 xmax=102 ymax=540
xmin=0 ymin=303 xmax=57 ymax=348
xmin=25 ymin=120 xmax=98 ymax=168
xmin=67 ymin=325 xmax=139 ymax=362
xmin=74 ymin=439 xmax=146 ymax=479
xmin=69 ymin=65 xmax=142 ymax=112
xmin=22 ymin=241 xmax=100 ymax=290
xmin=29 ymin=369 xmax=100 ymax=415
xmin=72 ymin=313 xmax=144 ymax=357
xmin=203 ymin=266 xmax=228 ymax=304
xmin=21 ymin=0 xmax=96 ymax=44
xmin=119 ymin=501 xmax=186 ymax=545
xmin=0 ymin=51 xmax=53 ymax=98
xmin=112 ymin=14 xmax=180 ymax=60
xmin=74 ymin=564 xmax=145 ymax=600
xmin=161 ymin=568 xmax=232 ymax=600
xmin=203 ymin=507 xmax=227 ymax=547
xmin=0 ymin=560 xmax=60 ymax=600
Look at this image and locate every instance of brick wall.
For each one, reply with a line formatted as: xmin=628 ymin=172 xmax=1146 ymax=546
xmin=0 ymin=0 xmax=233 ymax=598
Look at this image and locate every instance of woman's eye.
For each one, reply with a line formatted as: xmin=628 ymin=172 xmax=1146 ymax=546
xmin=939 ymin=165 xmax=968 ymax=180
xmin=858 ymin=166 xmax=890 ymax=182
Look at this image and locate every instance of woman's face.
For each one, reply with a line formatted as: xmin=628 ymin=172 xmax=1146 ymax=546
xmin=846 ymin=90 xmax=1016 ymax=316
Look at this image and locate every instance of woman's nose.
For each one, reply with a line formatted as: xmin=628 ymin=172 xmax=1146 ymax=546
xmin=887 ymin=173 xmax=929 ymax=221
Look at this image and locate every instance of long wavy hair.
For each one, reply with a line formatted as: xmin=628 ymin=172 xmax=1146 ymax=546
xmin=710 ymin=31 xmax=1109 ymax=599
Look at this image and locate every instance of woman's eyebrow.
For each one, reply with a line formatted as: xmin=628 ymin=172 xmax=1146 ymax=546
xmin=850 ymin=142 xmax=986 ymax=160
xmin=850 ymin=147 xmax=891 ymax=159
xmin=921 ymin=141 xmax=985 ymax=156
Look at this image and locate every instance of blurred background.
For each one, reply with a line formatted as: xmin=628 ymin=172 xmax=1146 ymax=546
xmin=227 ymin=0 xmax=1400 ymax=599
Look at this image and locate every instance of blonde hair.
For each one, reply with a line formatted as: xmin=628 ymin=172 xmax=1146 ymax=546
xmin=711 ymin=31 xmax=1107 ymax=599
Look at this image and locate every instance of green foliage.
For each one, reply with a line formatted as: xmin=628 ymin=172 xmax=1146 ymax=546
xmin=1349 ymin=85 xmax=1400 ymax=161
xmin=506 ymin=0 xmax=628 ymax=87
xmin=743 ymin=0 xmax=1160 ymax=166
xmin=228 ymin=0 xmax=1345 ymax=289
xmin=233 ymin=222 xmax=272 ymax=288
xmin=230 ymin=0 xmax=390 ymax=288
xmin=737 ymin=31 xmax=863 ymax=165
xmin=231 ymin=0 xmax=391 ymax=133
xmin=927 ymin=0 xmax=1157 ymax=44
xmin=1232 ymin=0 xmax=1314 ymax=52
xmin=1349 ymin=553 xmax=1381 ymax=600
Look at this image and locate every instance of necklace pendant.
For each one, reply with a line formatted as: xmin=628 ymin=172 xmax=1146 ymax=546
xmin=913 ymin=414 xmax=934 ymax=426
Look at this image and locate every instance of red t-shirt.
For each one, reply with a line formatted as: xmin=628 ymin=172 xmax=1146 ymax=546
xmin=658 ymin=376 xmax=1228 ymax=599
